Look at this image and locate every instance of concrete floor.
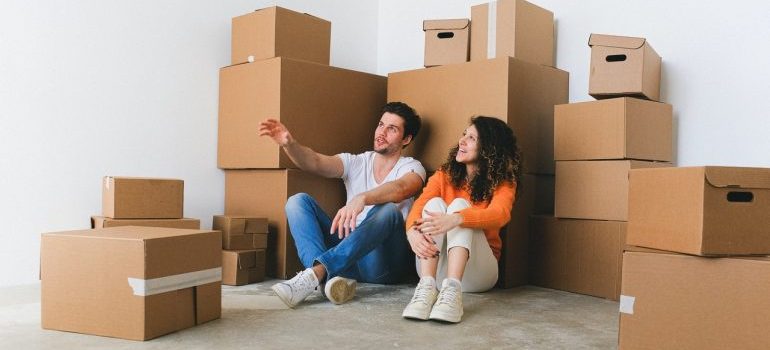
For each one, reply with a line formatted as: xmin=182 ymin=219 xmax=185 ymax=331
xmin=1 ymin=281 xmax=619 ymax=349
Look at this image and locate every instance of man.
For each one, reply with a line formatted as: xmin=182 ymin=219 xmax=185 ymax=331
xmin=259 ymin=102 xmax=426 ymax=308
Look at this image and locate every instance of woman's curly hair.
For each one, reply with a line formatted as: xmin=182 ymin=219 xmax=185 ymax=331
xmin=440 ymin=116 xmax=522 ymax=203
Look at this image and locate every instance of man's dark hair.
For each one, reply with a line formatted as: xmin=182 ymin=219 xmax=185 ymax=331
xmin=382 ymin=102 xmax=421 ymax=148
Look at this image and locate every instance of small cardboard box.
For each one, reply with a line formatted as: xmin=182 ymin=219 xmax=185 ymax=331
xmin=212 ymin=215 xmax=269 ymax=250
xmin=102 ymin=177 xmax=183 ymax=219
xmin=628 ymin=166 xmax=770 ymax=256
xmin=218 ymin=57 xmax=386 ymax=169
xmin=554 ymin=98 xmax=672 ymax=162
xmin=41 ymin=226 xmax=221 ymax=341
xmin=470 ymin=0 xmax=554 ymax=67
xmin=423 ymin=19 xmax=470 ymax=67
xmin=529 ymin=216 xmax=626 ymax=300
xmin=91 ymin=216 xmax=200 ymax=230
xmin=222 ymin=249 xmax=266 ymax=286
xmin=231 ymin=6 xmax=330 ymax=65
xmin=588 ymin=33 xmax=661 ymax=101
xmin=619 ymin=249 xmax=770 ymax=349
xmin=555 ymin=160 xmax=669 ymax=221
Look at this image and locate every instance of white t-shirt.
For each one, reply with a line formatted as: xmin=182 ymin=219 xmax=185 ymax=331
xmin=337 ymin=151 xmax=427 ymax=225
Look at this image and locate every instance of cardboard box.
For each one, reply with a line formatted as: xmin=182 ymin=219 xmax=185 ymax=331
xmin=225 ymin=169 xmax=346 ymax=279
xmin=554 ymin=98 xmax=672 ymax=162
xmin=231 ymin=6 xmax=330 ymax=65
xmin=218 ymin=57 xmax=387 ymax=169
xmin=388 ymin=57 xmax=568 ymax=174
xmin=529 ymin=216 xmax=626 ymax=300
xmin=588 ymin=33 xmax=661 ymax=101
xmin=627 ymin=166 xmax=770 ymax=256
xmin=91 ymin=216 xmax=200 ymax=229
xmin=102 ymin=177 xmax=183 ymax=219
xmin=423 ymin=19 xmax=470 ymax=67
xmin=470 ymin=0 xmax=554 ymax=67
xmin=212 ymin=215 xmax=269 ymax=250
xmin=41 ymin=226 xmax=221 ymax=341
xmin=222 ymin=249 xmax=266 ymax=286
xmin=619 ymin=250 xmax=770 ymax=349
xmin=555 ymin=160 xmax=669 ymax=221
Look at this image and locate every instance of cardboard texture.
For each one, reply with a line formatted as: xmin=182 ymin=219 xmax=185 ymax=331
xmin=231 ymin=6 xmax=331 ymax=65
xmin=554 ymin=98 xmax=672 ymax=161
xmin=102 ymin=177 xmax=183 ymax=219
xmin=224 ymin=169 xmax=346 ymax=279
xmin=218 ymin=57 xmax=387 ymax=169
xmin=529 ymin=216 xmax=626 ymax=300
xmin=619 ymin=250 xmax=770 ymax=350
xmin=471 ymin=0 xmax=554 ymax=67
xmin=588 ymin=33 xmax=661 ymax=101
xmin=91 ymin=216 xmax=200 ymax=230
xmin=40 ymin=226 xmax=221 ymax=341
xmin=222 ymin=249 xmax=266 ymax=286
xmin=212 ymin=215 xmax=269 ymax=250
xmin=388 ymin=57 xmax=568 ymax=174
xmin=555 ymin=160 xmax=670 ymax=221
xmin=627 ymin=166 xmax=770 ymax=256
xmin=423 ymin=19 xmax=470 ymax=67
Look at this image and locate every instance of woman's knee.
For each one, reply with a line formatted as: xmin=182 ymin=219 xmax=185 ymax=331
xmin=447 ymin=198 xmax=471 ymax=212
xmin=423 ymin=197 xmax=448 ymax=216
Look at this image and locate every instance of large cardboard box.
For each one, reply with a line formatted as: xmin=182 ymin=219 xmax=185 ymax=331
xmin=619 ymin=250 xmax=770 ymax=349
xmin=213 ymin=215 xmax=269 ymax=250
xmin=102 ymin=177 xmax=183 ymax=219
xmin=423 ymin=19 xmax=470 ymax=67
xmin=218 ymin=57 xmax=387 ymax=169
xmin=388 ymin=57 xmax=568 ymax=174
xmin=91 ymin=216 xmax=200 ymax=229
xmin=529 ymin=216 xmax=626 ymax=300
xmin=224 ymin=169 xmax=346 ymax=279
xmin=222 ymin=249 xmax=266 ymax=286
xmin=470 ymin=0 xmax=554 ymax=67
xmin=554 ymin=98 xmax=672 ymax=162
xmin=231 ymin=6 xmax=330 ymax=65
xmin=588 ymin=34 xmax=661 ymax=101
xmin=627 ymin=166 xmax=770 ymax=256
xmin=555 ymin=160 xmax=669 ymax=221
xmin=41 ymin=226 xmax=221 ymax=341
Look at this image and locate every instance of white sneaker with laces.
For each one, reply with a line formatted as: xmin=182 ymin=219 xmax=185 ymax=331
xmin=271 ymin=268 xmax=319 ymax=308
xmin=402 ymin=277 xmax=439 ymax=320
xmin=324 ymin=276 xmax=357 ymax=305
xmin=429 ymin=279 xmax=463 ymax=323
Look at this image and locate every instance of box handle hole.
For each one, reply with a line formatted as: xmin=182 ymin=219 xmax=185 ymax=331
xmin=437 ymin=32 xmax=455 ymax=39
xmin=727 ymin=191 xmax=754 ymax=203
xmin=606 ymin=54 xmax=627 ymax=62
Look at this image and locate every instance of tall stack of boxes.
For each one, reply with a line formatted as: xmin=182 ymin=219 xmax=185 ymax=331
xmin=529 ymin=34 xmax=672 ymax=300
xmin=392 ymin=0 xmax=567 ymax=288
xmin=218 ymin=7 xmax=387 ymax=279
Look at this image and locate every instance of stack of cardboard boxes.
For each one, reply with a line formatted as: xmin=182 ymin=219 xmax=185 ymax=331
xmin=393 ymin=0 xmax=567 ymax=288
xmin=218 ymin=7 xmax=387 ymax=279
xmin=214 ymin=215 xmax=269 ymax=285
xmin=530 ymin=34 xmax=672 ymax=300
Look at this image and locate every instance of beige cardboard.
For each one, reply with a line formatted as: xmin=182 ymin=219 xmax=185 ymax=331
xmin=423 ymin=19 xmax=470 ymax=67
xmin=619 ymin=250 xmax=770 ymax=349
xmin=218 ymin=57 xmax=387 ymax=169
xmin=388 ymin=57 xmax=568 ymax=174
xmin=554 ymin=98 xmax=672 ymax=161
xmin=555 ymin=160 xmax=670 ymax=221
xmin=589 ymin=33 xmax=661 ymax=101
xmin=231 ymin=6 xmax=330 ymax=65
xmin=102 ymin=177 xmax=183 ymax=219
xmin=470 ymin=0 xmax=554 ymax=67
xmin=222 ymin=249 xmax=266 ymax=286
xmin=212 ymin=215 xmax=269 ymax=250
xmin=627 ymin=166 xmax=770 ymax=256
xmin=91 ymin=216 xmax=200 ymax=230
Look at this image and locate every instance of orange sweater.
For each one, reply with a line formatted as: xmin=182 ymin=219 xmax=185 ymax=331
xmin=405 ymin=170 xmax=516 ymax=260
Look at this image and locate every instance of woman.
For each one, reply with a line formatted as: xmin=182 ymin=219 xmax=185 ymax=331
xmin=402 ymin=116 xmax=521 ymax=323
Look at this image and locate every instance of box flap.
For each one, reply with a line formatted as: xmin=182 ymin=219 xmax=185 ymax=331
xmin=588 ymin=33 xmax=646 ymax=49
xmin=423 ymin=19 xmax=470 ymax=31
xmin=704 ymin=166 xmax=770 ymax=189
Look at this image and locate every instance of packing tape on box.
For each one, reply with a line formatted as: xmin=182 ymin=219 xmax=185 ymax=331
xmin=619 ymin=295 xmax=635 ymax=315
xmin=127 ymin=267 xmax=222 ymax=296
xmin=487 ymin=1 xmax=497 ymax=59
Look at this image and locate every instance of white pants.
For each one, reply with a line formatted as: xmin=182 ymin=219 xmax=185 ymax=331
xmin=415 ymin=198 xmax=498 ymax=292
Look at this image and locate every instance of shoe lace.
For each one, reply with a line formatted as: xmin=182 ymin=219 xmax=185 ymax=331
xmin=410 ymin=282 xmax=435 ymax=304
xmin=290 ymin=271 xmax=317 ymax=291
xmin=435 ymin=285 xmax=459 ymax=307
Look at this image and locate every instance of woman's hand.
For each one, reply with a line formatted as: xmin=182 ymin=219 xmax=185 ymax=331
xmin=418 ymin=212 xmax=463 ymax=236
xmin=406 ymin=226 xmax=439 ymax=259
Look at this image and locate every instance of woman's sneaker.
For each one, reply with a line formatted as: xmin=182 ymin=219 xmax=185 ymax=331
xmin=324 ymin=276 xmax=357 ymax=305
xmin=429 ymin=279 xmax=463 ymax=323
xmin=402 ymin=277 xmax=438 ymax=320
xmin=271 ymin=268 xmax=319 ymax=308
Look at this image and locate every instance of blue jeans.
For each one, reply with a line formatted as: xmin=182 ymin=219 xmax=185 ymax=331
xmin=285 ymin=193 xmax=411 ymax=284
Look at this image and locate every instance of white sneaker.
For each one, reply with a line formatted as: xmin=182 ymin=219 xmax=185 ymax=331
xmin=402 ymin=277 xmax=438 ymax=320
xmin=429 ymin=279 xmax=463 ymax=323
xmin=271 ymin=268 xmax=319 ymax=308
xmin=324 ymin=276 xmax=357 ymax=305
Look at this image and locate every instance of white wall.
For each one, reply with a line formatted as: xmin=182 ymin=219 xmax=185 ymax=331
xmin=0 ymin=0 xmax=378 ymax=287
